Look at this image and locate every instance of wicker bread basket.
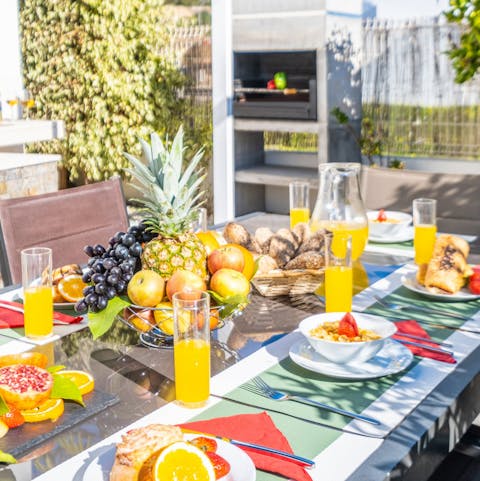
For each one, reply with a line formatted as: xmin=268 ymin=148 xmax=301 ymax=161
xmin=251 ymin=268 xmax=325 ymax=297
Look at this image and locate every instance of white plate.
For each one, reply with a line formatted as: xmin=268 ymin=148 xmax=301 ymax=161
xmin=289 ymin=338 xmax=413 ymax=380
xmin=368 ymin=226 xmax=414 ymax=244
xmin=82 ymin=433 xmax=256 ymax=481
xmin=401 ymin=272 xmax=480 ymax=302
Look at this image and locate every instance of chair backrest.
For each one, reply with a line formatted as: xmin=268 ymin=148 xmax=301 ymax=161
xmin=360 ymin=166 xmax=480 ymax=236
xmin=0 ymin=177 xmax=129 ymax=286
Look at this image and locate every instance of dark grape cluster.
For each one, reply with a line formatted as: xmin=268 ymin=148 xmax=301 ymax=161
xmin=75 ymin=223 xmax=156 ymax=313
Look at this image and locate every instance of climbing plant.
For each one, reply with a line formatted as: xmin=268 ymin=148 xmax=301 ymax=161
xmin=20 ymin=0 xmax=191 ymax=182
xmin=444 ymin=0 xmax=480 ymax=83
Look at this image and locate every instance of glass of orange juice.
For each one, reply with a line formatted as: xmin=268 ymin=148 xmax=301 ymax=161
xmin=324 ymin=233 xmax=353 ymax=313
xmin=289 ymin=181 xmax=310 ymax=229
xmin=21 ymin=247 xmax=53 ymax=339
xmin=173 ymin=290 xmax=210 ymax=408
xmin=413 ymin=198 xmax=437 ymax=265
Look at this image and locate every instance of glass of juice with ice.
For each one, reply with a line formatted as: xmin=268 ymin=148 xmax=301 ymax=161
xmin=324 ymin=233 xmax=353 ymax=313
xmin=173 ymin=290 xmax=210 ymax=408
xmin=21 ymin=247 xmax=53 ymax=339
xmin=413 ymin=198 xmax=437 ymax=265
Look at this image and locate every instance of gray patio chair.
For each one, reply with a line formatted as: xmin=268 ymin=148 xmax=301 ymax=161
xmin=0 ymin=177 xmax=129 ymax=286
xmin=360 ymin=166 xmax=480 ymax=236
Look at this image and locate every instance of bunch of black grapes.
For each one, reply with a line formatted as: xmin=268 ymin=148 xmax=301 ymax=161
xmin=75 ymin=223 xmax=156 ymax=313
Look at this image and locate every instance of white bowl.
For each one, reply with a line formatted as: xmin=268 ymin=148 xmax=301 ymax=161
xmin=298 ymin=312 xmax=397 ymax=364
xmin=367 ymin=210 xmax=412 ymax=238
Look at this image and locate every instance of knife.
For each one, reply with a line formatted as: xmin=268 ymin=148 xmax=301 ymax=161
xmin=394 ymin=338 xmax=454 ymax=356
xmin=210 ymin=393 xmax=385 ymax=439
xmin=182 ymin=428 xmax=315 ymax=468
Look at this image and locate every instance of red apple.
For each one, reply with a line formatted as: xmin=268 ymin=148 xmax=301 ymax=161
xmin=209 ymin=268 xmax=250 ymax=299
xmin=127 ymin=270 xmax=165 ymax=307
xmin=166 ymin=269 xmax=207 ymax=301
xmin=207 ymin=246 xmax=245 ymax=275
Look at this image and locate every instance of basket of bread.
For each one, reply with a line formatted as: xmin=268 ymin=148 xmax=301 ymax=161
xmin=222 ymin=222 xmax=325 ymax=297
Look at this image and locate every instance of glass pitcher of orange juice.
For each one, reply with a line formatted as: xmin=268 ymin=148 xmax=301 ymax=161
xmin=310 ymin=163 xmax=368 ymax=261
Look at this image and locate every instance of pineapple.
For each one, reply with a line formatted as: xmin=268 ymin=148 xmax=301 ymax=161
xmin=124 ymin=126 xmax=208 ymax=280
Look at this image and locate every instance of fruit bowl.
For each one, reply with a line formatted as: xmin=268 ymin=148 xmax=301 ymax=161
xmin=117 ymin=302 xmax=245 ymax=349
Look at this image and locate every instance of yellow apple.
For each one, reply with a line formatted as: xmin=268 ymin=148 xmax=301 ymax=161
xmin=127 ymin=270 xmax=165 ymax=307
xmin=209 ymin=268 xmax=250 ymax=299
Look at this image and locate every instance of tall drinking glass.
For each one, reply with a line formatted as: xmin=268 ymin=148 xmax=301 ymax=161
xmin=289 ymin=181 xmax=310 ymax=229
xmin=413 ymin=198 xmax=437 ymax=265
xmin=21 ymin=247 xmax=53 ymax=339
xmin=173 ymin=291 xmax=210 ymax=408
xmin=324 ymin=233 xmax=353 ymax=312
xmin=191 ymin=207 xmax=208 ymax=233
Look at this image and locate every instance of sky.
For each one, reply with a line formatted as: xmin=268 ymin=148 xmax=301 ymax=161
xmin=374 ymin=0 xmax=450 ymax=19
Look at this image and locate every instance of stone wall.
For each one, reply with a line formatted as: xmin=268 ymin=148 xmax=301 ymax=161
xmin=0 ymin=154 xmax=59 ymax=199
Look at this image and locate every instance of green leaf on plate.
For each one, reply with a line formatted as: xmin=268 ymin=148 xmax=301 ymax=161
xmin=51 ymin=374 xmax=84 ymax=406
xmin=47 ymin=365 xmax=66 ymax=374
xmin=207 ymin=291 xmax=249 ymax=319
xmin=0 ymin=451 xmax=16 ymax=464
xmin=88 ymin=296 xmax=131 ymax=339
xmin=0 ymin=395 xmax=8 ymax=416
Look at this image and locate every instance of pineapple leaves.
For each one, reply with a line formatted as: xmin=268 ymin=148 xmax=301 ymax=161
xmin=123 ymin=125 xmax=207 ymax=237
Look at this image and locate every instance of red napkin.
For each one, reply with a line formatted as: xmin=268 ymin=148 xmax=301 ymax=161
xmin=0 ymin=300 xmax=82 ymax=329
xmin=180 ymin=412 xmax=313 ymax=481
xmin=394 ymin=320 xmax=456 ymax=364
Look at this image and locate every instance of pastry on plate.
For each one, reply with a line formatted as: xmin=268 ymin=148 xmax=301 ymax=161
xmin=422 ymin=234 xmax=473 ymax=294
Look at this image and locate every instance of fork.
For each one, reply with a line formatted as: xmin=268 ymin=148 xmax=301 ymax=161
xmin=249 ymin=376 xmax=381 ymax=426
xmin=373 ymin=295 xmax=472 ymax=321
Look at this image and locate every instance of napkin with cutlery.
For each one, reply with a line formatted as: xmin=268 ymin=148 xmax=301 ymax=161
xmin=180 ymin=411 xmax=313 ymax=481
xmin=394 ymin=320 xmax=456 ymax=364
xmin=0 ymin=300 xmax=82 ymax=328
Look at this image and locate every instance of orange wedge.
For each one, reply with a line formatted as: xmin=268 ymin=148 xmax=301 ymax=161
xmin=154 ymin=441 xmax=215 ymax=481
xmin=196 ymin=231 xmax=221 ymax=255
xmin=57 ymin=370 xmax=94 ymax=395
xmin=57 ymin=274 xmax=87 ymax=302
xmin=21 ymin=398 xmax=64 ymax=423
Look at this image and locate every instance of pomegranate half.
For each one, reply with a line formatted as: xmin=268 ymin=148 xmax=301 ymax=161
xmin=0 ymin=364 xmax=53 ymax=410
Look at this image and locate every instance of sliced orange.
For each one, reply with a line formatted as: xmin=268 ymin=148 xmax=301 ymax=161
xmin=57 ymin=274 xmax=87 ymax=302
xmin=57 ymin=369 xmax=94 ymax=395
xmin=154 ymin=441 xmax=215 ymax=481
xmin=224 ymin=243 xmax=255 ymax=280
xmin=196 ymin=231 xmax=221 ymax=255
xmin=21 ymin=398 xmax=64 ymax=423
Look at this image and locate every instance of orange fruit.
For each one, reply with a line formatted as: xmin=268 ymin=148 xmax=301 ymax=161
xmin=0 ymin=352 xmax=48 ymax=369
xmin=196 ymin=231 xmax=221 ymax=255
xmin=21 ymin=399 xmax=64 ymax=423
xmin=224 ymin=243 xmax=255 ymax=280
xmin=57 ymin=370 xmax=94 ymax=395
xmin=154 ymin=441 xmax=215 ymax=481
xmin=57 ymin=274 xmax=87 ymax=302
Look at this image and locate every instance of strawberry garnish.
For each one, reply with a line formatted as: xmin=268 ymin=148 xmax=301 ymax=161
xmin=338 ymin=312 xmax=359 ymax=338
xmin=206 ymin=451 xmax=231 ymax=479
xmin=376 ymin=209 xmax=387 ymax=222
xmin=1 ymin=404 xmax=25 ymax=428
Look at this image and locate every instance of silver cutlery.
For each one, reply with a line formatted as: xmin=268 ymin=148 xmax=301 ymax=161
xmin=373 ymin=295 xmax=472 ymax=322
xmin=210 ymin=393 xmax=385 ymax=439
xmin=394 ymin=338 xmax=454 ymax=356
xmin=395 ymin=331 xmax=453 ymax=348
xmin=182 ymin=428 xmax=315 ymax=468
xmin=248 ymin=376 xmax=381 ymax=426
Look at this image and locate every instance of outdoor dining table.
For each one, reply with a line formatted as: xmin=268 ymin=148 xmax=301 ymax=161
xmin=0 ymin=212 xmax=479 ymax=481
